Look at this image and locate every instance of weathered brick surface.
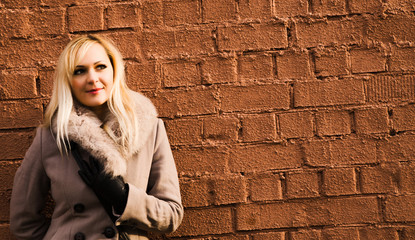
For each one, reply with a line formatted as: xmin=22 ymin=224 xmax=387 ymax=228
xmin=3 ymin=0 xmax=415 ymax=238
xmin=278 ymin=111 xmax=314 ymax=139
xmin=315 ymin=110 xmax=351 ymax=136
xmin=286 ymin=171 xmax=320 ymax=198
xmin=294 ymin=79 xmax=365 ymax=107
xmin=241 ymin=114 xmax=277 ymax=142
xmin=217 ymin=23 xmax=288 ymax=51
xmin=354 ymin=107 xmax=389 ymax=134
xmin=323 ymin=168 xmax=357 ymax=196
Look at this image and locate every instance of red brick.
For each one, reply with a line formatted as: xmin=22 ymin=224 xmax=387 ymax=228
xmin=366 ymin=15 xmax=415 ymax=45
xmin=0 ymin=224 xmax=15 ymax=240
xmin=125 ymin=62 xmax=160 ymax=91
xmin=0 ymin=161 xmax=20 ymax=191
xmin=143 ymin=27 xmax=215 ymax=58
xmin=294 ymin=79 xmax=365 ymax=107
xmin=229 ymin=143 xmax=303 ymax=173
xmin=402 ymin=226 xmax=415 ymax=240
xmin=351 ymin=49 xmax=386 ymax=73
xmin=252 ymin=232 xmax=285 ymax=240
xmin=241 ymin=114 xmax=277 ymax=142
xmin=393 ymin=105 xmax=415 ymax=131
xmin=210 ymin=175 xmax=246 ymax=205
xmin=0 ymin=100 xmax=43 ymax=129
xmin=349 ymin=0 xmax=383 ymax=13
xmin=387 ymin=0 xmax=415 ymax=11
xmin=219 ymin=235 xmax=250 ymax=240
xmin=385 ymin=195 xmax=415 ymax=222
xmin=323 ymin=168 xmax=357 ymax=196
xmin=295 ymin=17 xmax=365 ymax=48
xmin=0 ymin=69 xmax=37 ymax=100
xmin=354 ymin=107 xmax=389 ymax=134
xmin=172 ymin=208 xmax=233 ymax=237
xmin=164 ymin=0 xmax=201 ymax=26
xmin=31 ymin=8 xmax=65 ymax=35
xmin=201 ymin=56 xmax=237 ymax=84
xmin=248 ymin=172 xmax=282 ymax=202
xmin=39 ymin=69 xmax=54 ymax=97
xmin=236 ymin=197 xmax=379 ymax=230
xmin=164 ymin=118 xmax=203 ymax=145
xmin=142 ymin=0 xmax=163 ymax=28
xmin=0 ymin=189 xmax=12 ymax=221
xmin=276 ymin=50 xmax=311 ymax=79
xmin=314 ymin=49 xmax=348 ymax=77
xmin=322 ymin=228 xmax=359 ymax=240
xmin=366 ymin=75 xmax=415 ymax=102
xmin=68 ymin=5 xmax=104 ymax=32
xmin=180 ymin=177 xmax=210 ymax=207
xmin=1 ymin=0 xmax=41 ymax=8
xmin=279 ymin=111 xmax=314 ymax=138
xmin=0 ymin=9 xmax=32 ymax=38
xmin=163 ymin=61 xmax=200 ymax=87
xmin=107 ymin=3 xmax=141 ymax=29
xmin=391 ymin=48 xmax=415 ymax=72
xmin=304 ymin=138 xmax=377 ymax=166
xmin=173 ymin=146 xmax=228 ymax=174
xmin=239 ymin=0 xmax=273 ymax=20
xmin=0 ymin=132 xmax=34 ymax=160
xmin=377 ymin=135 xmax=415 ymax=162
xmin=316 ymin=110 xmax=351 ymax=136
xmin=202 ymin=0 xmax=237 ymax=22
xmin=203 ymin=116 xmax=239 ymax=142
xmin=238 ymin=54 xmax=273 ymax=81
xmin=360 ymin=164 xmax=398 ymax=194
xmin=401 ymin=162 xmax=415 ymax=193
xmin=274 ymin=0 xmax=308 ymax=17
xmin=359 ymin=228 xmax=399 ymax=240
xmin=311 ymin=0 xmax=346 ymax=16
xmin=291 ymin=229 xmax=321 ymax=240
xmin=220 ymin=84 xmax=290 ymax=112
xmin=286 ymin=171 xmax=320 ymax=198
xmin=151 ymin=88 xmax=218 ymax=118
xmin=103 ymin=32 xmax=142 ymax=60
xmin=217 ymin=23 xmax=288 ymax=51
xmin=0 ymin=37 xmax=69 ymax=68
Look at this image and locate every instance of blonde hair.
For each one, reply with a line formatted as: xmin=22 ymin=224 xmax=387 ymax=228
xmin=44 ymin=35 xmax=138 ymax=155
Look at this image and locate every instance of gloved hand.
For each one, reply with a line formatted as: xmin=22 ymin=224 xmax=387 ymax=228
xmin=77 ymin=156 xmax=129 ymax=214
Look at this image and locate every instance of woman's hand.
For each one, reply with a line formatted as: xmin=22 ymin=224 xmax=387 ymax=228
xmin=77 ymin=156 xmax=129 ymax=214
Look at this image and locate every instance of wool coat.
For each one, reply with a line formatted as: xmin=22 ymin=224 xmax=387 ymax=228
xmin=10 ymin=91 xmax=184 ymax=240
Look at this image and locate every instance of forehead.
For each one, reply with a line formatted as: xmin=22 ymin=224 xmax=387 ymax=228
xmin=75 ymin=43 xmax=110 ymax=65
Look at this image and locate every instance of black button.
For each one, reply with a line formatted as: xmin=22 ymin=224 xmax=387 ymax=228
xmin=74 ymin=203 xmax=85 ymax=213
xmin=103 ymin=226 xmax=116 ymax=238
xmin=74 ymin=232 xmax=85 ymax=240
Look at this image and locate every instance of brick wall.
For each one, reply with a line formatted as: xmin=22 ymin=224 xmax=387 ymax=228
xmin=1 ymin=0 xmax=415 ymax=239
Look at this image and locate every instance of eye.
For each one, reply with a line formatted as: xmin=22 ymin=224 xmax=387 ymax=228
xmin=96 ymin=64 xmax=107 ymax=70
xmin=73 ymin=68 xmax=85 ymax=75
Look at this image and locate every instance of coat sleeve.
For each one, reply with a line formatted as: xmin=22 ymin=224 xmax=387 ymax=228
xmin=117 ymin=119 xmax=184 ymax=233
xmin=10 ymin=127 xmax=51 ymax=240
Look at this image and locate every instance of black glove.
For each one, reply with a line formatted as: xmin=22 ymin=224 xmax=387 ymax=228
xmin=77 ymin=156 xmax=129 ymax=214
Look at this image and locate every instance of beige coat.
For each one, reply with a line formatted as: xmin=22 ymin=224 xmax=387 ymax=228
xmin=10 ymin=92 xmax=183 ymax=240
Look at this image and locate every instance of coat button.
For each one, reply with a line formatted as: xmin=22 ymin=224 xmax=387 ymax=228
xmin=73 ymin=203 xmax=85 ymax=213
xmin=103 ymin=226 xmax=116 ymax=238
xmin=74 ymin=232 xmax=85 ymax=240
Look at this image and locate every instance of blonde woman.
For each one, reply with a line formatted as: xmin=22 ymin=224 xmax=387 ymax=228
xmin=10 ymin=35 xmax=183 ymax=240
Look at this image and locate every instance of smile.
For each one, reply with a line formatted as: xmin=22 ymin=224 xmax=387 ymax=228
xmin=86 ymin=88 xmax=103 ymax=94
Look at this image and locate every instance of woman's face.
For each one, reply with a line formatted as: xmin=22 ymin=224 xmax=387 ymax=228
xmin=71 ymin=43 xmax=114 ymax=110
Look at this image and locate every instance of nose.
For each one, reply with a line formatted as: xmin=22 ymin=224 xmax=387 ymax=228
xmin=87 ymin=69 xmax=99 ymax=83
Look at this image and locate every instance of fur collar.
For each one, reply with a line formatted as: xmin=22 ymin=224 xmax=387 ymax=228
xmin=52 ymin=91 xmax=158 ymax=177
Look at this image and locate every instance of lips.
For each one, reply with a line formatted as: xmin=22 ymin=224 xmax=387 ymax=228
xmin=86 ymin=88 xmax=103 ymax=94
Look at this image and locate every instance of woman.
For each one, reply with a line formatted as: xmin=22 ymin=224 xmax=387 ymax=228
xmin=10 ymin=35 xmax=183 ymax=240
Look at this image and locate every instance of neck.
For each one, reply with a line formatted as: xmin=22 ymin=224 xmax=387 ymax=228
xmin=90 ymin=103 xmax=109 ymax=122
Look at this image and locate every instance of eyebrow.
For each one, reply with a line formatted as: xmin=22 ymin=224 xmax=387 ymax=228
xmin=75 ymin=61 xmax=105 ymax=68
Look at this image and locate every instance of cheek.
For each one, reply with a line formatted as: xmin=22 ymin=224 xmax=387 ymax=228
xmin=71 ymin=79 xmax=84 ymax=93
